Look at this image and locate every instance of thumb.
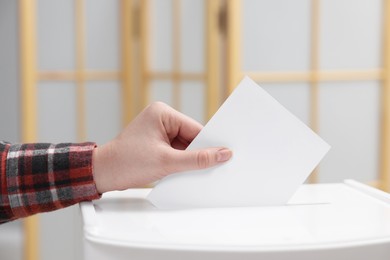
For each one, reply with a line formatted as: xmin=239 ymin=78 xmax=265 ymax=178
xmin=168 ymin=147 xmax=232 ymax=173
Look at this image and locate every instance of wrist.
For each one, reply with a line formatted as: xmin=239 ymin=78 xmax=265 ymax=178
xmin=92 ymin=144 xmax=114 ymax=194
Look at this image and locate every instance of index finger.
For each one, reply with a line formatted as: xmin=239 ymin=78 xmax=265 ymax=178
xmin=163 ymin=106 xmax=203 ymax=145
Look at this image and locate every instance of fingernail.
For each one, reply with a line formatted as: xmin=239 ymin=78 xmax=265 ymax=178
xmin=217 ymin=148 xmax=233 ymax=162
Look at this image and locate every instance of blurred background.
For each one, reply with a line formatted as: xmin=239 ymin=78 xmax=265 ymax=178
xmin=0 ymin=0 xmax=389 ymax=259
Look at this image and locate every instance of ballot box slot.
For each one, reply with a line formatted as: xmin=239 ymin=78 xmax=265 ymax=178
xmin=286 ymin=202 xmax=331 ymax=207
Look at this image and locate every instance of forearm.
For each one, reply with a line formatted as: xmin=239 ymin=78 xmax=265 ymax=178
xmin=0 ymin=141 xmax=100 ymax=224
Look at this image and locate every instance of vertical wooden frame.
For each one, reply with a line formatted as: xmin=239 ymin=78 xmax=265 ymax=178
xmin=20 ymin=1 xmax=39 ymax=260
xmin=205 ymin=0 xmax=220 ymax=120
xmin=226 ymin=0 xmax=241 ymax=94
xmin=140 ymin=0 xmax=150 ymax=109
xmin=380 ymin=0 xmax=390 ymax=192
xmin=121 ymin=0 xmax=135 ymax=125
xmin=20 ymin=0 xmax=38 ymax=143
xmin=75 ymin=0 xmax=87 ymax=141
xmin=172 ymin=0 xmax=182 ymax=110
xmin=308 ymin=0 xmax=320 ymax=183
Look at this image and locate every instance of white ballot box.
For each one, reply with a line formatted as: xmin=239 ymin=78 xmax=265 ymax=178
xmin=80 ymin=180 xmax=390 ymax=260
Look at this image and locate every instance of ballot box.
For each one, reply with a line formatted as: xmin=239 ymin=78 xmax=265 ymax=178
xmin=80 ymin=180 xmax=390 ymax=260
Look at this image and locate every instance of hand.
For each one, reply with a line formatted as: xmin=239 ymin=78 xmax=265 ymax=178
xmin=92 ymin=102 xmax=232 ymax=193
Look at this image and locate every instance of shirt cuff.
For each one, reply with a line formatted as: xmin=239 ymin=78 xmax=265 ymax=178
xmin=5 ymin=142 xmax=101 ymax=221
xmin=0 ymin=142 xmax=12 ymax=224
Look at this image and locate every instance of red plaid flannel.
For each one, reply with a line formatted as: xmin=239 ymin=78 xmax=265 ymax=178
xmin=0 ymin=141 xmax=100 ymax=224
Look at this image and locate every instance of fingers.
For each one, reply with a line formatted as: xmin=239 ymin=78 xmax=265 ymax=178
xmin=170 ymin=137 xmax=189 ymax=150
xmin=167 ymin=147 xmax=233 ymax=173
xmin=174 ymin=112 xmax=203 ymax=142
xmin=162 ymin=104 xmax=204 ymax=144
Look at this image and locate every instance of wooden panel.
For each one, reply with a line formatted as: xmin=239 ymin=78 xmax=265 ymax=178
xmin=140 ymin=0 xmax=150 ymax=109
xmin=148 ymin=72 xmax=204 ymax=80
xmin=121 ymin=0 xmax=134 ymax=125
xmin=20 ymin=0 xmax=39 ymax=259
xmin=75 ymin=0 xmax=86 ymax=141
xmin=205 ymin=0 xmax=220 ymax=120
xmin=172 ymin=0 xmax=181 ymax=110
xmin=243 ymin=69 xmax=383 ymax=82
xmin=308 ymin=0 xmax=320 ymax=183
xmin=380 ymin=0 xmax=390 ymax=192
xmin=38 ymin=71 xmax=120 ymax=81
xmin=226 ymin=0 xmax=241 ymax=94
xmin=20 ymin=0 xmax=38 ymax=143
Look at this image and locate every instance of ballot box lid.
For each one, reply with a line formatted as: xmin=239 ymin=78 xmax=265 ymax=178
xmin=80 ymin=180 xmax=390 ymax=251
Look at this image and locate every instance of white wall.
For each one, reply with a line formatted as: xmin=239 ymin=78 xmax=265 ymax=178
xmin=0 ymin=0 xmax=20 ymax=143
xmin=0 ymin=1 xmax=24 ymax=260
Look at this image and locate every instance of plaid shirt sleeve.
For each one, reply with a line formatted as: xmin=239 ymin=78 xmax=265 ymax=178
xmin=0 ymin=141 xmax=101 ymax=224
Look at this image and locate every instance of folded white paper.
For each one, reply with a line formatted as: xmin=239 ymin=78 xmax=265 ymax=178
xmin=148 ymin=76 xmax=330 ymax=209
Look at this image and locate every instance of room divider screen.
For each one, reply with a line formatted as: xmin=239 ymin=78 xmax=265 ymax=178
xmin=19 ymin=1 xmax=390 ymax=260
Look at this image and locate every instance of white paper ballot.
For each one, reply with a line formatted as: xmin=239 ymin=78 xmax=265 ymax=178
xmin=148 ymin=76 xmax=330 ymax=209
